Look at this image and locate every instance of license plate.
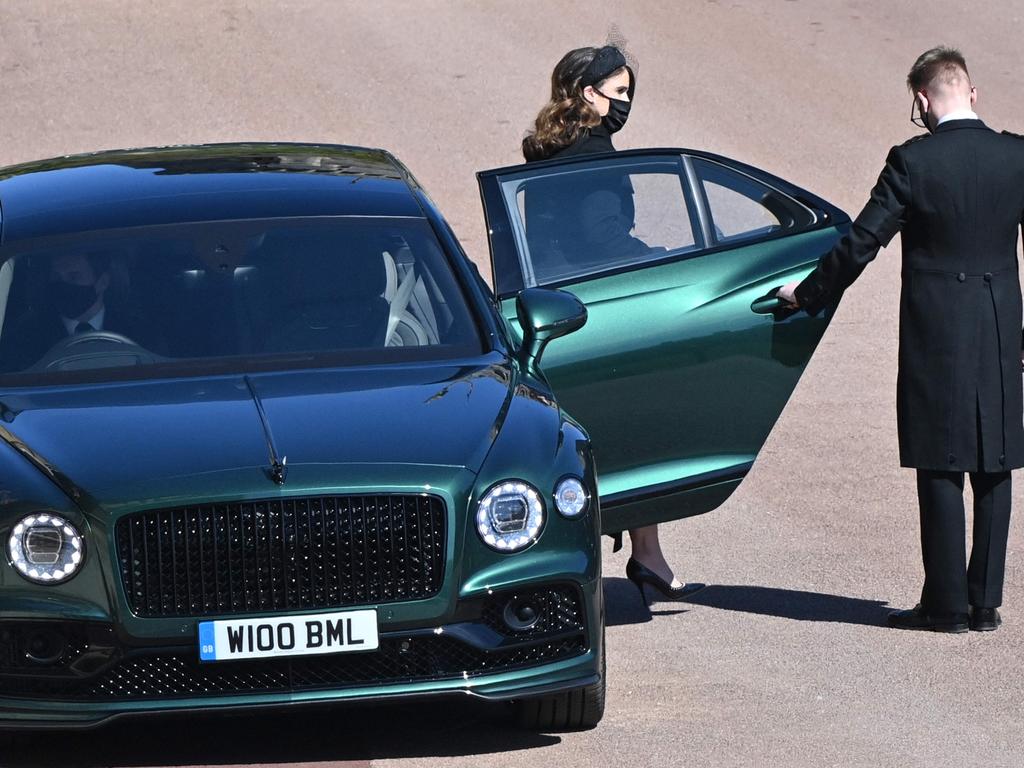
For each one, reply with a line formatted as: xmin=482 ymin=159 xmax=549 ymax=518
xmin=198 ymin=609 xmax=379 ymax=662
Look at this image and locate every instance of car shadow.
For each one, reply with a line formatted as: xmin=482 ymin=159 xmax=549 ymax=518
xmin=1 ymin=584 xmax=892 ymax=765
xmin=0 ymin=698 xmax=559 ymax=766
xmin=604 ymin=579 xmax=892 ymax=627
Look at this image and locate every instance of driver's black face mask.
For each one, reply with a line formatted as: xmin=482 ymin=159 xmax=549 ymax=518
xmin=50 ymin=280 xmax=99 ymax=319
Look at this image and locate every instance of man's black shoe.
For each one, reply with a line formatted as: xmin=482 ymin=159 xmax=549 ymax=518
xmin=969 ymin=606 xmax=1002 ymax=631
xmin=887 ymin=604 xmax=969 ymax=633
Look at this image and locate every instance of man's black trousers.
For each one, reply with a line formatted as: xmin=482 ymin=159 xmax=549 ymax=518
xmin=916 ymin=469 xmax=1012 ymax=615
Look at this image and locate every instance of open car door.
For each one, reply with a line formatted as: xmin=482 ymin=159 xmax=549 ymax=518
xmin=477 ymin=148 xmax=850 ymax=534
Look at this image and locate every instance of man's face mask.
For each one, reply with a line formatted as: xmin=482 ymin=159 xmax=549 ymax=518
xmin=911 ymin=96 xmax=932 ymax=133
xmin=50 ymin=279 xmax=99 ymax=319
xmin=596 ymin=89 xmax=631 ymax=133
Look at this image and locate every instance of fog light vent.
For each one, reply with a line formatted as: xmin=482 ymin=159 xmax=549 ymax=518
xmin=24 ymin=629 xmax=66 ymax=665
xmin=503 ymin=598 xmax=541 ymax=632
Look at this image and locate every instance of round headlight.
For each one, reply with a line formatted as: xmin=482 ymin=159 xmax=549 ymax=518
xmin=7 ymin=513 xmax=84 ymax=584
xmin=554 ymin=477 xmax=589 ymax=518
xmin=476 ymin=481 xmax=544 ymax=552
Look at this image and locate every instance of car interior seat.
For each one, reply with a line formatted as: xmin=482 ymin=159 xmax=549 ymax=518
xmin=260 ymin=231 xmax=390 ymax=354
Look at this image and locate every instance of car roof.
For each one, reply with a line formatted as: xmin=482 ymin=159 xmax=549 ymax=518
xmin=0 ymin=143 xmax=426 ymax=243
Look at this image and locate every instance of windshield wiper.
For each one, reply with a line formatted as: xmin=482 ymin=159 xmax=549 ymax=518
xmin=244 ymin=375 xmax=288 ymax=486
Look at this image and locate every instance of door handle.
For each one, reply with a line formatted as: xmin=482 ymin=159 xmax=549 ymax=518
xmin=751 ymin=287 xmax=799 ymax=321
xmin=750 ymin=292 xmax=785 ymax=314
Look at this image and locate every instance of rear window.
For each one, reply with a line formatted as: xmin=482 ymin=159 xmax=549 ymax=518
xmin=0 ymin=216 xmax=483 ymax=385
xmin=693 ymin=158 xmax=815 ymax=244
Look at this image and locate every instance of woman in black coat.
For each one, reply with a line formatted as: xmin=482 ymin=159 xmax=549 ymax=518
xmin=521 ymin=45 xmax=705 ymax=604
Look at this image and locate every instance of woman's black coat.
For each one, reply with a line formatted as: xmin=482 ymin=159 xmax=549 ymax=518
xmin=549 ymin=123 xmax=616 ymax=159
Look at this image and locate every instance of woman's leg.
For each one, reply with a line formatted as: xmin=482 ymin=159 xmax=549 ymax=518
xmin=628 ymin=524 xmax=683 ymax=588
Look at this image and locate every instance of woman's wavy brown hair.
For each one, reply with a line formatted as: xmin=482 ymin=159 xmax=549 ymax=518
xmin=522 ymin=47 xmax=605 ymax=162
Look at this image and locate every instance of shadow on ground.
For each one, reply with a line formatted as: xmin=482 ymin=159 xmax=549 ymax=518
xmin=0 ymin=581 xmax=892 ymax=766
xmin=685 ymin=585 xmax=892 ymax=625
xmin=0 ymin=698 xmax=559 ymax=767
xmin=604 ymin=579 xmax=893 ymax=627
xmin=0 ymin=579 xmax=659 ymax=765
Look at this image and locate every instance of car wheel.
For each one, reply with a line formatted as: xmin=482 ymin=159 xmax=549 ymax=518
xmin=516 ymin=642 xmax=605 ymax=731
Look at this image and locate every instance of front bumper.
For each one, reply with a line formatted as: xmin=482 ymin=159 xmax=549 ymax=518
xmin=0 ymin=580 xmax=602 ymax=729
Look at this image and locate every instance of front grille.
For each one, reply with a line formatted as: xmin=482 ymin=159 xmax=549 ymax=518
xmin=116 ymin=495 xmax=446 ymax=618
xmin=1 ymin=634 xmax=587 ymax=701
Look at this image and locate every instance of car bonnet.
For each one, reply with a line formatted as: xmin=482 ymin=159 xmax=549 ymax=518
xmin=0 ymin=359 xmax=516 ymax=512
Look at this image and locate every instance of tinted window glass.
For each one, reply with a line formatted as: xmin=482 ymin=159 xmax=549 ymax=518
xmin=0 ymin=217 xmax=482 ymax=384
xmin=694 ymin=158 xmax=814 ymax=244
xmin=502 ymin=158 xmax=700 ymax=286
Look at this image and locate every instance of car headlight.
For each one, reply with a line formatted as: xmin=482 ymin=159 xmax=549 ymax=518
xmin=554 ymin=476 xmax=588 ymax=518
xmin=475 ymin=481 xmax=544 ymax=552
xmin=7 ymin=513 xmax=84 ymax=584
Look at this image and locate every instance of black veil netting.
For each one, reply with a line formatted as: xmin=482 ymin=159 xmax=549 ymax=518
xmin=580 ymin=25 xmax=638 ymax=98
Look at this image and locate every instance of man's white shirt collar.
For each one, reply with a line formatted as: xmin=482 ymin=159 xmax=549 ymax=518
xmin=937 ymin=109 xmax=980 ymax=126
xmin=63 ymin=306 xmax=105 ymax=335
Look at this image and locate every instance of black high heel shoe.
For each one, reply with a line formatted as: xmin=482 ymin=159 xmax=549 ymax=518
xmin=626 ymin=557 xmax=706 ymax=605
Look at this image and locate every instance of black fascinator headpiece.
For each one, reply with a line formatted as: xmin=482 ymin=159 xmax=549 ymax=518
xmin=580 ymin=46 xmax=628 ymax=87
xmin=579 ymin=26 xmax=637 ymax=99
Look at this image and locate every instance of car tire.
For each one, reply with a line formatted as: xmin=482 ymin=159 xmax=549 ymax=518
xmin=516 ymin=642 xmax=605 ymax=731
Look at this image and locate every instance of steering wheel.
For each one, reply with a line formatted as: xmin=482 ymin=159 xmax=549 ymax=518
xmin=29 ymin=330 xmax=160 ymax=372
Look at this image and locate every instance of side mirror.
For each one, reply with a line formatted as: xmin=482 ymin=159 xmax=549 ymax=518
xmin=515 ymin=288 xmax=587 ymax=376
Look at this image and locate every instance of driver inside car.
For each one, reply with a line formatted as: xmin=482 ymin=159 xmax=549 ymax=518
xmin=0 ymin=251 xmax=156 ymax=372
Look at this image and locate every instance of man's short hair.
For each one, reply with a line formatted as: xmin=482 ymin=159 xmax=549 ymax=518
xmin=907 ymin=46 xmax=970 ymax=93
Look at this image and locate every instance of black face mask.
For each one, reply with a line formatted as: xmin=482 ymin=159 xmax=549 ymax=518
xmin=596 ymin=90 xmax=631 ymax=133
xmin=920 ymin=105 xmax=935 ymax=134
xmin=911 ymin=97 xmax=934 ymax=133
xmin=50 ymin=281 xmax=99 ymax=319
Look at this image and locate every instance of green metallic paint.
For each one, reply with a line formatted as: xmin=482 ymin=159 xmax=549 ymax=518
xmin=501 ymin=227 xmax=844 ymax=533
xmin=0 ymin=143 xmax=607 ymax=728
xmin=0 ymin=140 xmax=850 ymax=727
xmin=0 ymin=357 xmax=602 ymax=725
xmin=515 ymin=288 xmax=588 ymax=379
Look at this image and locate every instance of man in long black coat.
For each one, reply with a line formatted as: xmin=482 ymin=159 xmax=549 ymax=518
xmin=779 ymin=47 xmax=1024 ymax=633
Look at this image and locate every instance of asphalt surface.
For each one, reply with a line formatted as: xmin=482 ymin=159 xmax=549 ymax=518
xmin=1 ymin=2 xmax=1023 ymax=767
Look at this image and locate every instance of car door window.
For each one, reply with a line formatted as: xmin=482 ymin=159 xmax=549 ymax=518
xmin=693 ymin=158 xmax=815 ymax=244
xmin=500 ymin=157 xmax=701 ymax=287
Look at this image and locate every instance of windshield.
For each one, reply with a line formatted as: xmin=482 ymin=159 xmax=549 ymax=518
xmin=0 ymin=216 xmax=483 ymax=385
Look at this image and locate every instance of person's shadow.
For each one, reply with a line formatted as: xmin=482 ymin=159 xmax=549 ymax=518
xmin=605 ymin=578 xmax=892 ymax=627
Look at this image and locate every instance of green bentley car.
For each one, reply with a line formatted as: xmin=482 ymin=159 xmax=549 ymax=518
xmin=0 ymin=143 xmax=846 ymax=732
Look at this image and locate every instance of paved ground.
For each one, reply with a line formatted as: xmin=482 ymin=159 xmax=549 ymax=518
xmin=1 ymin=2 xmax=1023 ymax=767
